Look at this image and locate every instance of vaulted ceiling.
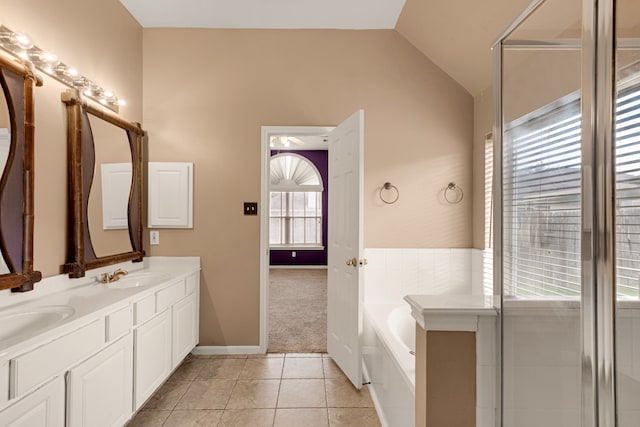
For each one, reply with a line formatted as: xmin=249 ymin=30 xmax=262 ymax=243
xmin=119 ymin=0 xmax=597 ymax=97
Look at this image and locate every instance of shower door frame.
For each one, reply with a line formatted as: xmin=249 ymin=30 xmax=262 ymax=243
xmin=493 ymin=0 xmax=621 ymax=424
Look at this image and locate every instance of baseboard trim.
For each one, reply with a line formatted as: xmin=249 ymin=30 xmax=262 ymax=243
xmin=269 ymin=265 xmax=328 ymax=270
xmin=192 ymin=345 xmax=264 ymax=355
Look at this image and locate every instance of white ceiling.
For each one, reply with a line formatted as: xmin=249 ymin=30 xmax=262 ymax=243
xmin=119 ymin=0 xmax=407 ymax=29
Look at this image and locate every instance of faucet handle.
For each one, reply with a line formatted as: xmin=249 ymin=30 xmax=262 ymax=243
xmin=99 ymin=272 xmax=110 ymax=284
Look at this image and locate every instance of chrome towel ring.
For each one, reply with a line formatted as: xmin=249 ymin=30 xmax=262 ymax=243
xmin=444 ymin=182 xmax=464 ymax=204
xmin=379 ymin=182 xmax=399 ymax=204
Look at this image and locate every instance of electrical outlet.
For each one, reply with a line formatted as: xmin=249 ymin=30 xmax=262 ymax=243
xmin=292 ymin=251 xmax=296 ymax=258
xmin=150 ymin=231 xmax=160 ymax=245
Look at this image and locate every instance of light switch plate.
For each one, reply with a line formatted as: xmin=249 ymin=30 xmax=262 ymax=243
xmin=244 ymin=202 xmax=258 ymax=215
xmin=150 ymin=231 xmax=160 ymax=245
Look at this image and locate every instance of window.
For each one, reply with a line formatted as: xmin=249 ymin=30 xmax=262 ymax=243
xmin=498 ymin=75 xmax=640 ymax=298
xmin=269 ymin=154 xmax=323 ymax=247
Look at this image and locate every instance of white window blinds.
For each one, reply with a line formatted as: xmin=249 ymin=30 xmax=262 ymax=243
xmin=502 ymin=81 xmax=640 ymax=298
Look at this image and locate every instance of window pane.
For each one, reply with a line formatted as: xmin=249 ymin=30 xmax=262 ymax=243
xmin=503 ymin=101 xmax=582 ymax=297
xmin=615 ymin=83 xmax=640 ymax=298
xmin=293 ymin=192 xmax=305 ymax=216
xmin=269 ymin=218 xmax=282 ymax=245
xmin=292 ymin=218 xmax=305 ymax=244
xmin=305 ymin=218 xmax=316 ymax=244
xmin=270 ymin=192 xmax=282 ymax=217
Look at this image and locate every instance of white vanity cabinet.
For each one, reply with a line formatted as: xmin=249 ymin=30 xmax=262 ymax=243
xmin=134 ymin=309 xmax=172 ymax=409
xmin=66 ymin=334 xmax=133 ymax=427
xmin=0 ymin=262 xmax=201 ymax=427
xmin=0 ymin=376 xmax=65 ymax=427
xmin=133 ymin=272 xmax=200 ymax=410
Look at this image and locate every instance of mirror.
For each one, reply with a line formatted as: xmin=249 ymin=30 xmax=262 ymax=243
xmin=0 ymin=51 xmax=42 ymax=291
xmin=87 ymin=114 xmax=134 ymax=257
xmin=62 ymin=90 xmax=145 ymax=278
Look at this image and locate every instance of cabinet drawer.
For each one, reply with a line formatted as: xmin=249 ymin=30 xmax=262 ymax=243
xmin=106 ymin=305 xmax=133 ymax=342
xmin=10 ymin=319 xmax=104 ymax=398
xmin=134 ymin=294 xmax=156 ymax=326
xmin=185 ymin=273 xmax=198 ymax=296
xmin=156 ymin=280 xmax=185 ymax=313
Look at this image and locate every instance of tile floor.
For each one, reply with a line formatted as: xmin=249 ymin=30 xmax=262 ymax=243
xmin=127 ymin=353 xmax=382 ymax=427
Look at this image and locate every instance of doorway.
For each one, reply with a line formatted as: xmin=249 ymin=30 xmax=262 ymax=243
xmin=259 ymin=126 xmax=333 ymax=354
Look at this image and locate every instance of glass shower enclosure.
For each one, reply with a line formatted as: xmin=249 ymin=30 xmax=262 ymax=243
xmin=494 ymin=0 xmax=640 ymax=425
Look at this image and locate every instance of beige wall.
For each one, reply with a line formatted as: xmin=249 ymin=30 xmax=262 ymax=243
xmin=0 ymin=0 xmax=143 ymax=276
xmin=143 ymin=29 xmax=474 ymax=346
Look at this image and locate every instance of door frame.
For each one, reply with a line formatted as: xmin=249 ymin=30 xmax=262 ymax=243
xmin=259 ymin=125 xmax=334 ymax=353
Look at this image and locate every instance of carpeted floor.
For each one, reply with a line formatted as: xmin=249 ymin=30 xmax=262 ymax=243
xmin=268 ymin=268 xmax=327 ymax=353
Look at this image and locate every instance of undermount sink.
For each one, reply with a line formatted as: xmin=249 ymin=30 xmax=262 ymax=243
xmin=103 ymin=271 xmax=170 ymax=289
xmin=0 ymin=305 xmax=76 ymax=344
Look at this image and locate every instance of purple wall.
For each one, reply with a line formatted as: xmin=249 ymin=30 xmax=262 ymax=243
xmin=269 ymin=150 xmax=328 ymax=266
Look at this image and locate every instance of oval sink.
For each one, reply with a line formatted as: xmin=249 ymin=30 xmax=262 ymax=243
xmin=0 ymin=305 xmax=76 ymax=344
xmin=104 ymin=271 xmax=170 ymax=289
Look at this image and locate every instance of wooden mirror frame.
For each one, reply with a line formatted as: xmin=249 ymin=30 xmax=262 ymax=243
xmin=0 ymin=51 xmax=42 ymax=292
xmin=62 ymin=90 xmax=145 ymax=278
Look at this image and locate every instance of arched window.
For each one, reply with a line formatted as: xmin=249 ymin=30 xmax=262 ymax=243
xmin=269 ymin=154 xmax=323 ymax=247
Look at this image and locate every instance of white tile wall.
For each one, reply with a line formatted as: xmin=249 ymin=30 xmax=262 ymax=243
xmin=363 ymin=248 xmax=484 ymax=304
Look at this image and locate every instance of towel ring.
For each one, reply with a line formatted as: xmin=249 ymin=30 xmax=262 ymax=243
xmin=379 ymin=182 xmax=399 ymax=204
xmin=444 ymin=182 xmax=463 ymax=204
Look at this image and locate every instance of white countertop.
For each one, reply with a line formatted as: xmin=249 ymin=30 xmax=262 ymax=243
xmin=403 ymin=294 xmax=497 ymax=331
xmin=0 ymin=257 xmax=200 ymax=358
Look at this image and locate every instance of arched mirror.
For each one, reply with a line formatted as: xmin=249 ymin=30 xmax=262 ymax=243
xmin=0 ymin=51 xmax=42 ymax=292
xmin=62 ymin=90 xmax=145 ymax=278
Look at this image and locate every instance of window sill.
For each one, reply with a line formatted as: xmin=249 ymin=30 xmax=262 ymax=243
xmin=270 ymin=245 xmax=325 ymax=251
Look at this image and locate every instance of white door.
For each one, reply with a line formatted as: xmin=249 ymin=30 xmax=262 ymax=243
xmin=327 ymin=110 xmax=365 ymax=389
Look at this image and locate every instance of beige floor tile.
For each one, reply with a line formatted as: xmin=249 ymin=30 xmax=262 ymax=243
xmin=143 ymin=380 xmax=191 ymax=410
xmin=277 ymin=379 xmax=327 ymax=408
xmin=168 ymin=358 xmax=208 ymax=382
xmin=197 ymin=358 xmax=246 ymax=380
xmin=162 ymin=409 xmax=223 ymax=426
xmin=322 ymin=358 xmax=347 ymax=379
xmin=328 ymin=408 xmax=382 ymax=427
xmin=226 ymin=380 xmax=280 ymax=409
xmin=126 ymin=409 xmax=171 ymax=427
xmin=240 ymin=358 xmax=284 ymax=379
xmin=175 ymin=379 xmax=236 ymax=410
xmin=274 ymin=408 xmax=329 ymax=427
xmin=218 ymin=409 xmax=275 ymax=427
xmin=325 ymin=378 xmax=374 ymax=408
xmin=209 ymin=354 xmax=249 ymax=359
xmin=282 ymin=357 xmax=324 ymax=379
xmin=250 ymin=353 xmax=285 ymax=358
xmin=285 ymin=353 xmax=323 ymax=358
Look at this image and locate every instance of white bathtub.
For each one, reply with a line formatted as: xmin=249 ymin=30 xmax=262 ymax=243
xmin=363 ymin=304 xmax=415 ymax=427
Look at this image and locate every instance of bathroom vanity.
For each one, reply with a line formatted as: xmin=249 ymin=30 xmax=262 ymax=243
xmin=0 ymin=257 xmax=200 ymax=427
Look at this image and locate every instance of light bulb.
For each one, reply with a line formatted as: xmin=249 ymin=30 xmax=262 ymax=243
xmin=13 ymin=33 xmax=33 ymax=49
xmin=65 ymin=67 xmax=79 ymax=77
xmin=103 ymin=90 xmax=113 ymax=98
xmin=117 ymin=99 xmax=127 ymax=106
xmin=41 ymin=52 xmax=58 ymax=64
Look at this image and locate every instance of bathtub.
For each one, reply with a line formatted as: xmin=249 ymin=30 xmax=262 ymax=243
xmin=363 ymin=304 xmax=416 ymax=427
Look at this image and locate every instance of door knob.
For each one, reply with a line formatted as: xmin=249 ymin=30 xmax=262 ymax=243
xmin=346 ymin=258 xmax=357 ymax=267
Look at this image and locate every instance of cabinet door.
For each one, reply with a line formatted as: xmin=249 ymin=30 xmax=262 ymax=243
xmin=0 ymin=377 xmax=64 ymax=427
xmin=134 ymin=309 xmax=172 ymax=410
xmin=66 ymin=334 xmax=133 ymax=427
xmin=172 ymin=293 xmax=197 ymax=367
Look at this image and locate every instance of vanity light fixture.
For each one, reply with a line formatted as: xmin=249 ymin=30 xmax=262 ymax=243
xmin=0 ymin=24 xmax=126 ymax=111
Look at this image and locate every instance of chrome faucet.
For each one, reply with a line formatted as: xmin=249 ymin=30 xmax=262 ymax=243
xmin=99 ymin=268 xmax=129 ymax=284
